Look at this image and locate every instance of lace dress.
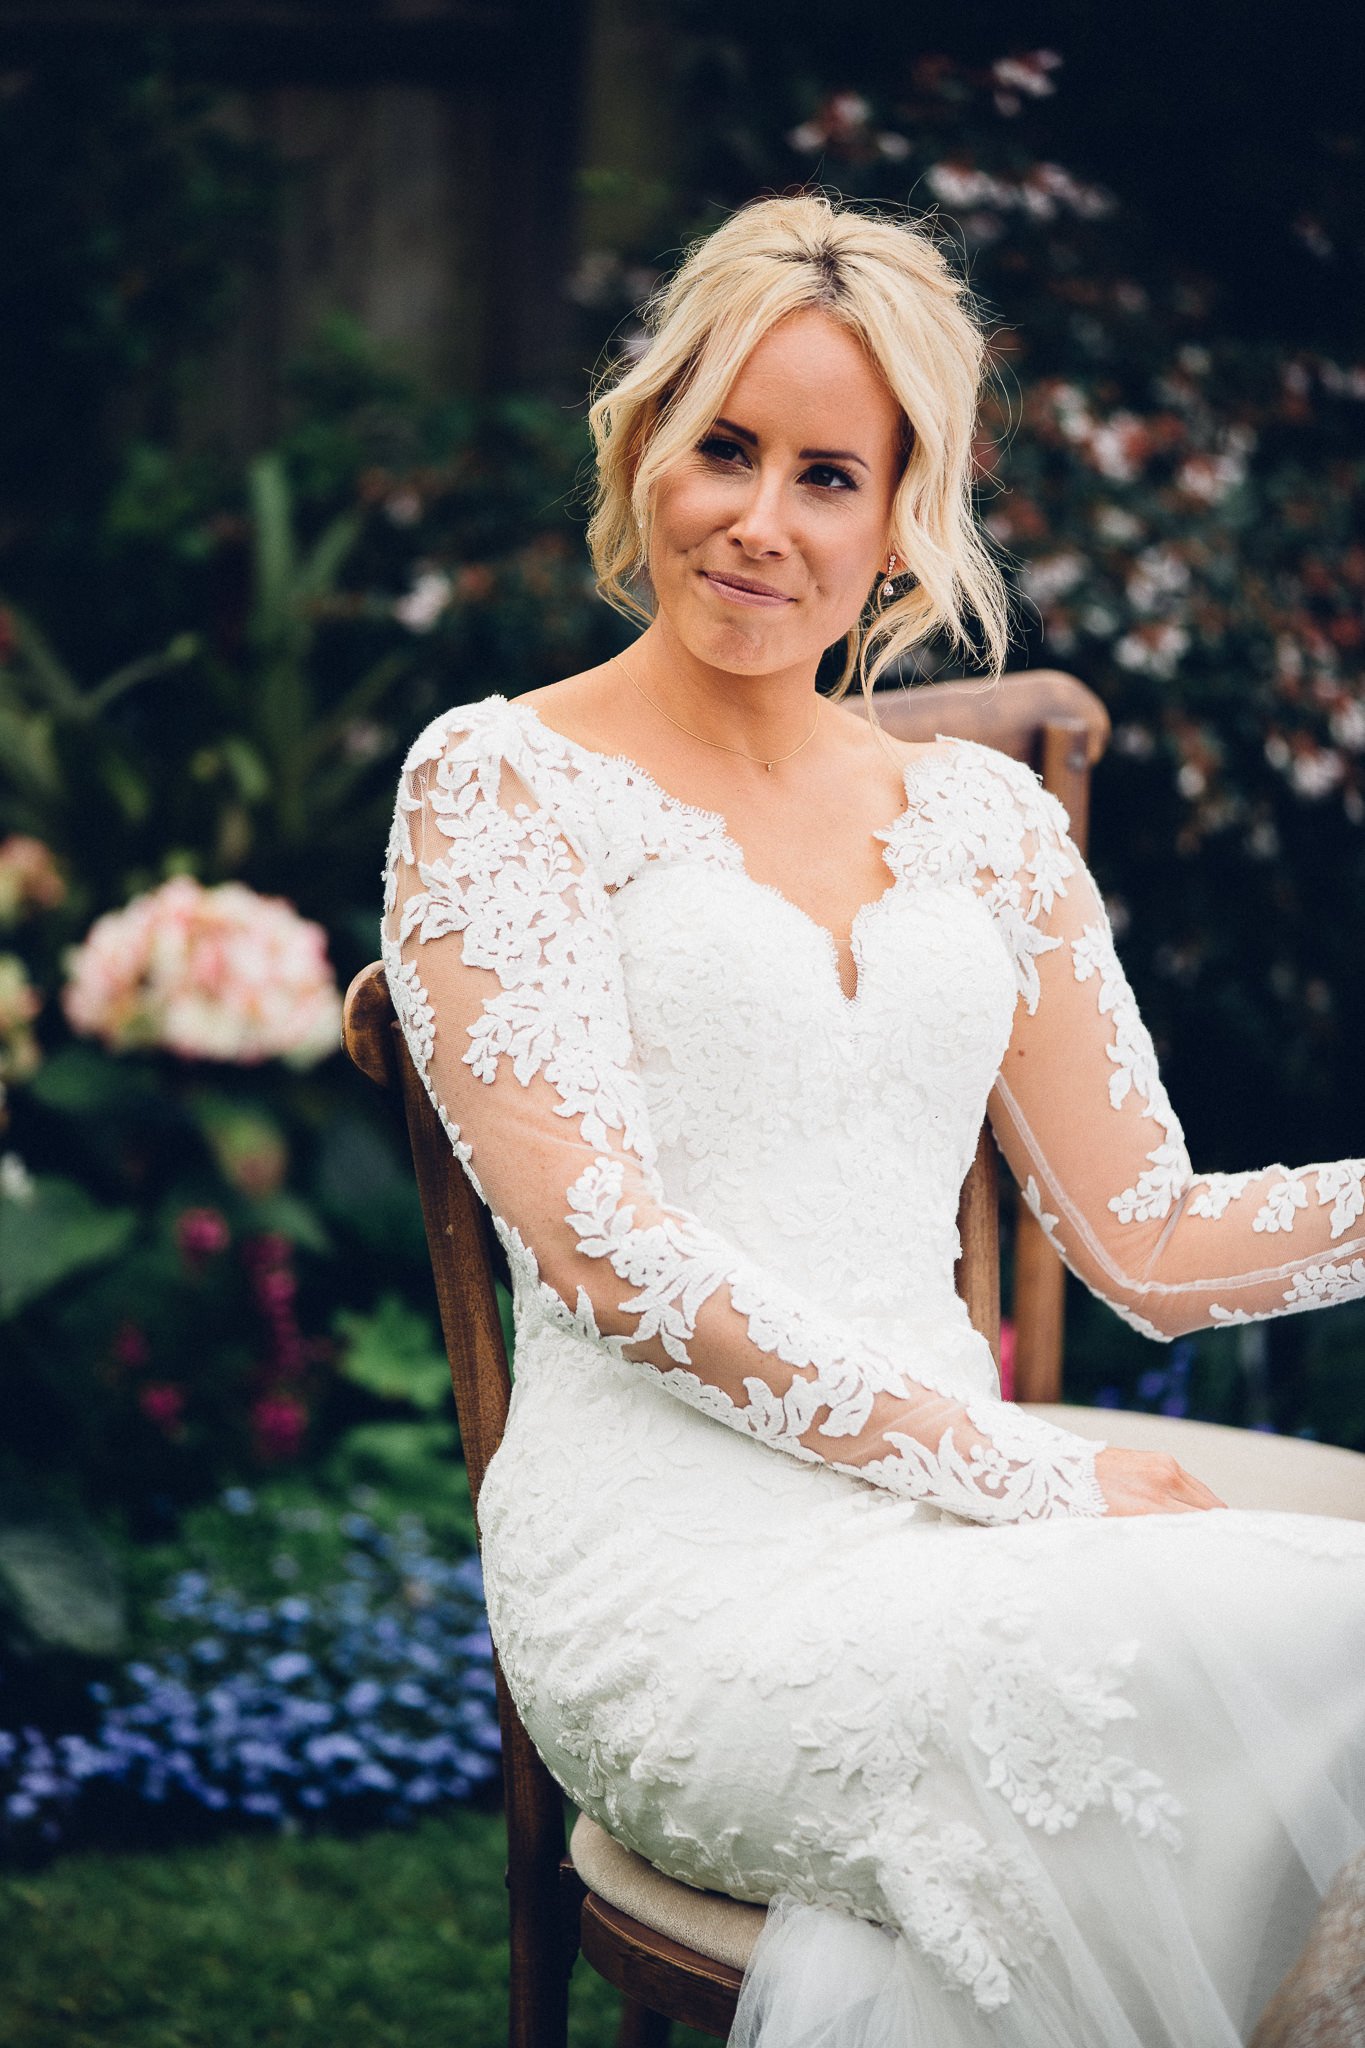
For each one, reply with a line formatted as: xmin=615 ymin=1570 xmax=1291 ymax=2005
xmin=381 ymin=693 xmax=1365 ymax=2048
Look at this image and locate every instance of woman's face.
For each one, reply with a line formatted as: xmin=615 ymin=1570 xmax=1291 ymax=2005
xmin=646 ymin=305 xmax=904 ymax=677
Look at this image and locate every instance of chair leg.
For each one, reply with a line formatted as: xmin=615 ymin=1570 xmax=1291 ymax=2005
xmin=616 ymin=1997 xmax=671 ymax=2048
xmin=506 ymin=1858 xmax=577 ymax=2048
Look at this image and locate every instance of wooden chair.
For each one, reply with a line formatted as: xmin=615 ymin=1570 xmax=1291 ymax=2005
xmin=343 ymin=669 xmax=1365 ymax=2046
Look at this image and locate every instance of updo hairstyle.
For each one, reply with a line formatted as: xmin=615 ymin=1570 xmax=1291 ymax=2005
xmin=585 ymin=190 xmax=1012 ymax=701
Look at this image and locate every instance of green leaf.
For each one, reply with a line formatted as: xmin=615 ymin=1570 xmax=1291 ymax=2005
xmin=0 ymin=1175 xmax=137 ymax=1320
xmin=219 ymin=733 xmax=272 ymax=805
xmin=321 ymin=1422 xmax=467 ymax=1534
xmin=0 ymin=1500 xmax=126 ymax=1659
xmin=333 ymin=1294 xmax=451 ymax=1412
xmin=99 ymin=747 xmax=154 ymax=825
xmin=189 ymin=1092 xmax=292 ymax=1203
xmin=85 ymin=633 xmax=200 ymax=717
xmin=247 ymin=452 xmax=296 ymax=641
xmin=0 ymin=702 xmax=60 ymax=804
xmin=297 ymin=506 xmax=363 ymax=601
xmin=0 ymin=599 xmax=83 ymax=715
xmin=240 ymin=1190 xmax=332 ymax=1255
xmin=25 ymin=1043 xmax=159 ymax=1118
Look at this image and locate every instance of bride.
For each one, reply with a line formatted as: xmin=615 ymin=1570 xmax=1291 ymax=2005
xmin=382 ymin=193 xmax=1365 ymax=2045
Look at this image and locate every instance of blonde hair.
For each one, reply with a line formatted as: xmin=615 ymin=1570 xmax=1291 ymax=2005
xmin=585 ymin=190 xmax=1013 ymax=702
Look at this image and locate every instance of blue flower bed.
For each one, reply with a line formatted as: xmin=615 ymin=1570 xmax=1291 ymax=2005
xmin=1 ymin=1500 xmax=500 ymax=1859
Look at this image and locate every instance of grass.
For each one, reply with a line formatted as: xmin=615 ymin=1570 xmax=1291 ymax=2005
xmin=0 ymin=1799 xmax=716 ymax=2047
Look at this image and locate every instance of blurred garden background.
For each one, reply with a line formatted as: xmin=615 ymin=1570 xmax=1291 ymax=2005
xmin=0 ymin=0 xmax=1362 ymax=2039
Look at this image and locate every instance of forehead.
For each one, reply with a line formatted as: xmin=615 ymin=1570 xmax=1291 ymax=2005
xmin=718 ymin=307 xmax=900 ymax=444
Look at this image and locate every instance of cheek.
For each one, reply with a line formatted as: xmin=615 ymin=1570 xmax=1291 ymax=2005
xmin=652 ymin=476 xmax=716 ymax=551
xmin=809 ymin=519 xmax=882 ymax=596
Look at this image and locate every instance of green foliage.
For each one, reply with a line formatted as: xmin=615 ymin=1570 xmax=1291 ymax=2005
xmin=333 ymin=1296 xmax=452 ymax=1415
xmin=0 ymin=1493 xmax=126 ymax=1663
xmin=0 ymin=1808 xmax=711 ymax=2046
xmin=0 ymin=1177 xmax=136 ymax=1322
xmin=0 ymin=49 xmax=281 ymax=670
xmin=0 ymin=601 xmax=200 ymax=905
xmin=318 ymin=1428 xmax=473 ymax=1553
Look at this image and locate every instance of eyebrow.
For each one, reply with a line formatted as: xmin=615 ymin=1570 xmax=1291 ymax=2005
xmin=711 ymin=416 xmax=870 ymax=473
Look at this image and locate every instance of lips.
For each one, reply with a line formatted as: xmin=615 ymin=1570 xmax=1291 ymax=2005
xmin=701 ymin=571 xmax=793 ymax=602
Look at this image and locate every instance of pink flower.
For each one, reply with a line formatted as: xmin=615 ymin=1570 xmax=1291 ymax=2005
xmin=139 ymin=1382 xmax=186 ymax=1431
xmin=62 ymin=876 xmax=342 ymax=1065
xmin=112 ymin=1320 xmax=151 ymax=1370
xmin=251 ymin=1391 xmax=309 ymax=1463
xmin=175 ymin=1206 xmax=230 ymax=1264
xmin=259 ymin=1267 xmax=297 ymax=1308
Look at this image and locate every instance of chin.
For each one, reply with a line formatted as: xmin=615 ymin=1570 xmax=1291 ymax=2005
xmin=666 ymin=593 xmax=800 ymax=672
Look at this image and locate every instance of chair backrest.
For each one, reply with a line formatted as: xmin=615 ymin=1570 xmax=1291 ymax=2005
xmin=342 ymin=667 xmax=1110 ymax=2010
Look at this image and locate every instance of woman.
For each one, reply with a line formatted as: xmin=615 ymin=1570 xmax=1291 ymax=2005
xmin=382 ymin=193 xmax=1364 ymax=2045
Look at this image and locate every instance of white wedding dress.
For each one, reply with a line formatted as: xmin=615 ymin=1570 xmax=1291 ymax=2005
xmin=381 ymin=691 xmax=1365 ymax=2047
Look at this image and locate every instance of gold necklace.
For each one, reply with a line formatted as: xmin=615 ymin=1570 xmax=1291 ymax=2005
xmin=612 ymin=652 xmax=822 ymax=772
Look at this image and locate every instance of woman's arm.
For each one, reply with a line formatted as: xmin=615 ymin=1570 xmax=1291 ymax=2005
xmin=976 ymin=749 xmax=1365 ymax=1339
xmin=382 ymin=707 xmax=1111 ymax=1527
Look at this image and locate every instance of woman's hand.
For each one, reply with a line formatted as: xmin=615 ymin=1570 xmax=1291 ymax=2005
xmin=1094 ymin=1444 xmax=1228 ymax=1517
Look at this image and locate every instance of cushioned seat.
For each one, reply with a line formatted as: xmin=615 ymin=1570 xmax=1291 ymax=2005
xmin=568 ymin=1409 xmax=1365 ymax=1970
xmin=569 ymin=1809 xmax=767 ymax=1972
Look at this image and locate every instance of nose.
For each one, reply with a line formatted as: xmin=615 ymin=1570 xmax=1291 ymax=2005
xmin=726 ymin=464 xmax=792 ymax=559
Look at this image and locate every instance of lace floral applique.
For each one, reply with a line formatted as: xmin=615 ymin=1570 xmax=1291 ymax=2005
xmin=1254 ymin=1174 xmax=1309 ymax=1234
xmin=875 ymin=1818 xmax=1051 ymax=2011
xmin=891 ymin=737 xmax=1074 ymax=1015
xmin=1069 ymin=918 xmax=1191 ymax=1226
xmin=1188 ymin=1171 xmax=1258 ymax=1219
xmin=968 ymin=1635 xmax=1183 ymax=1845
xmin=1317 ymin=1161 xmax=1365 ymax=1238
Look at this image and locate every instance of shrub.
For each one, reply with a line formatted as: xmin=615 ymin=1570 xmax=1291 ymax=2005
xmin=1 ymin=1489 xmax=498 ymax=1863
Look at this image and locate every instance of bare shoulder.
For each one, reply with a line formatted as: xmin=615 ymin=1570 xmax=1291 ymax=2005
xmin=825 ymin=696 xmax=960 ymax=771
xmin=514 ymin=662 xmax=631 ymax=750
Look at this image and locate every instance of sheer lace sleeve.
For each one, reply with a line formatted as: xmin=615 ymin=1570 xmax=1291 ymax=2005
xmin=380 ymin=706 xmax=1108 ymax=1526
xmin=971 ymin=747 xmax=1365 ymax=1341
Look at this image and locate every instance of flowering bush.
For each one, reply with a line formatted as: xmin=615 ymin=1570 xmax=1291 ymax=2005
xmin=62 ymin=876 xmax=342 ymax=1067
xmin=0 ymin=1493 xmax=498 ymax=1860
xmin=0 ymin=833 xmax=445 ymax=1536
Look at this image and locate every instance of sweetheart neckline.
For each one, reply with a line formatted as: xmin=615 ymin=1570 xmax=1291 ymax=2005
xmin=506 ymin=694 xmax=964 ymax=1006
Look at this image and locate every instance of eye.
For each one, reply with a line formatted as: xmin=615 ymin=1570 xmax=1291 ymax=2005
xmin=697 ymin=434 xmax=749 ymax=467
xmin=803 ymin=462 xmax=858 ymax=493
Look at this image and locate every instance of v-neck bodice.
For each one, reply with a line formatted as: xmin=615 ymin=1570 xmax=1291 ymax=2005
xmin=507 ymin=694 xmax=962 ymax=1006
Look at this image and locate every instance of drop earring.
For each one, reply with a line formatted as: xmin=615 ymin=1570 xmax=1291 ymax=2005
xmin=881 ymin=553 xmax=898 ymax=603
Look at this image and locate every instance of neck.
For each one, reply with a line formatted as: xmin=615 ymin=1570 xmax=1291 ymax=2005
xmin=625 ymin=617 xmax=821 ymax=756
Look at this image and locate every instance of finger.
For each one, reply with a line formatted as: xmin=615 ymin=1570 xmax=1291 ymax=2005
xmin=1175 ymin=1467 xmax=1227 ymax=1511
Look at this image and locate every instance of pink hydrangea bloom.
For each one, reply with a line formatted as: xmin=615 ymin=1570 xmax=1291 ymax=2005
xmin=62 ymin=877 xmax=342 ymax=1066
